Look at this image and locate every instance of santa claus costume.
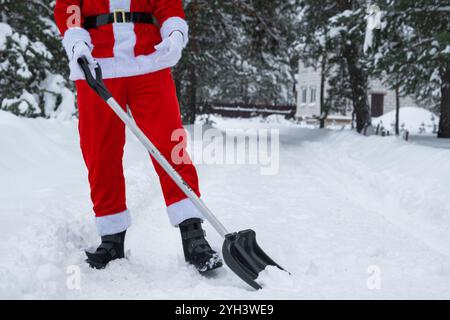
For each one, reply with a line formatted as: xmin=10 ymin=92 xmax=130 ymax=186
xmin=54 ymin=0 xmax=222 ymax=272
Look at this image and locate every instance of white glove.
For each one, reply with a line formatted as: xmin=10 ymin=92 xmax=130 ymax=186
xmin=72 ymin=41 xmax=97 ymax=68
xmin=154 ymin=31 xmax=184 ymax=68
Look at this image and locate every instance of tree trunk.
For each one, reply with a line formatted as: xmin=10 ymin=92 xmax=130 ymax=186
xmin=395 ymin=86 xmax=400 ymax=136
xmin=344 ymin=45 xmax=370 ymax=133
xmin=336 ymin=0 xmax=370 ymax=134
xmin=319 ymin=56 xmax=327 ymax=129
xmin=183 ymin=0 xmax=198 ymax=125
xmin=185 ymin=65 xmax=198 ymax=125
xmin=438 ymin=68 xmax=450 ymax=138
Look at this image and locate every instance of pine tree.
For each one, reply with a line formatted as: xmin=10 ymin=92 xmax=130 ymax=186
xmin=232 ymin=0 xmax=301 ymax=103
xmin=367 ymin=0 xmax=450 ymax=138
xmin=0 ymin=0 xmax=74 ymax=118
xmin=175 ymin=0 xmax=241 ymax=124
xmin=298 ymin=0 xmax=371 ymax=133
xmin=175 ymin=0 xmax=301 ymax=124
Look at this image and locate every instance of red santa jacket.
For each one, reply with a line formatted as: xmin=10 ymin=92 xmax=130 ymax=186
xmin=54 ymin=0 xmax=188 ymax=80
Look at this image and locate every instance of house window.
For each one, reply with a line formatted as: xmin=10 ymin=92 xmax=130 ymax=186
xmin=310 ymin=87 xmax=317 ymax=104
xmin=301 ymin=87 xmax=308 ymax=104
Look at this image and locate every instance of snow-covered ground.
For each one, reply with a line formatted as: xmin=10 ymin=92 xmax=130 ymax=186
xmin=1 ymin=110 xmax=450 ymax=299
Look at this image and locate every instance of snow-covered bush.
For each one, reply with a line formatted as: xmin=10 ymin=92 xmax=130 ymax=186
xmin=0 ymin=0 xmax=75 ymax=119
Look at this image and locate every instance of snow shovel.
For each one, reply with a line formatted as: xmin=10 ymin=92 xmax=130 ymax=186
xmin=77 ymin=57 xmax=286 ymax=290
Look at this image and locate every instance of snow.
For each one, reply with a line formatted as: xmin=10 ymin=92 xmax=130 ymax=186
xmin=1 ymin=111 xmax=450 ymax=299
xmin=41 ymin=74 xmax=76 ymax=120
xmin=364 ymin=5 xmax=382 ymax=53
xmin=200 ymin=114 xmax=299 ymax=129
xmin=0 ymin=23 xmax=13 ymax=51
xmin=1 ymin=90 xmax=41 ymax=115
xmin=407 ymin=135 xmax=450 ymax=150
xmin=372 ymin=107 xmax=439 ymax=134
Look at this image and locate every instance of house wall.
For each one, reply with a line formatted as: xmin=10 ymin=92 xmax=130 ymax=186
xmin=296 ymin=61 xmax=322 ymax=118
xmin=296 ymin=60 xmax=423 ymax=119
xmin=368 ymin=79 xmax=421 ymax=115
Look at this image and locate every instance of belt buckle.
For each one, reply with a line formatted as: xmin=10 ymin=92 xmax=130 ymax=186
xmin=113 ymin=9 xmax=126 ymax=23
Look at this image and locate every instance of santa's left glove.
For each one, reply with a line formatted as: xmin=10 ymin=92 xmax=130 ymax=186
xmin=155 ymin=31 xmax=185 ymax=68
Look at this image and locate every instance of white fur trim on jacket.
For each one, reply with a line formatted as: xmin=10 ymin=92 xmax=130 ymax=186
xmin=69 ymin=51 xmax=174 ymax=80
xmin=96 ymin=210 xmax=131 ymax=236
xmin=167 ymin=198 xmax=205 ymax=227
xmin=66 ymin=18 xmax=189 ymax=81
xmin=160 ymin=17 xmax=189 ymax=48
xmin=62 ymin=27 xmax=93 ymax=60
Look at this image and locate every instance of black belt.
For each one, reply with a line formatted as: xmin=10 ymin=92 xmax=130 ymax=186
xmin=83 ymin=11 xmax=154 ymax=30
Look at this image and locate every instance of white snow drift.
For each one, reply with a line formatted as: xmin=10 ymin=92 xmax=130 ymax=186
xmin=372 ymin=107 xmax=439 ymax=134
xmin=1 ymin=110 xmax=450 ymax=299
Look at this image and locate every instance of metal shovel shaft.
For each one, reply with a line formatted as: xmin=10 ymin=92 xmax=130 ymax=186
xmin=105 ymin=97 xmax=230 ymax=238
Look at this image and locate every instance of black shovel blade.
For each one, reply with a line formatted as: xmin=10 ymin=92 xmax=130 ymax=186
xmin=222 ymin=229 xmax=285 ymax=290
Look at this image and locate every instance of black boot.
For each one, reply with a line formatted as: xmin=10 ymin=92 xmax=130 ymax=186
xmin=179 ymin=218 xmax=223 ymax=273
xmin=85 ymin=231 xmax=126 ymax=269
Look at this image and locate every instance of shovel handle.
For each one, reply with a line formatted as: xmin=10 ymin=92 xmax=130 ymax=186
xmin=77 ymin=57 xmax=112 ymax=102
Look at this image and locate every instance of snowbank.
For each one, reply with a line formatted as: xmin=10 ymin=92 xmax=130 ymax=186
xmin=1 ymin=111 xmax=450 ymax=299
xmin=372 ymin=107 xmax=439 ymax=134
xmin=197 ymin=114 xmax=298 ymax=129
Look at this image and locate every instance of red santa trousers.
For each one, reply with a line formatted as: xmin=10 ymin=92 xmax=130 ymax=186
xmin=76 ymin=69 xmax=203 ymax=236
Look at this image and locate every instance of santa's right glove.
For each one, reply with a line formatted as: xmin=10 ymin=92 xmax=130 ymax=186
xmin=62 ymin=27 xmax=97 ymax=80
xmin=71 ymin=41 xmax=97 ymax=73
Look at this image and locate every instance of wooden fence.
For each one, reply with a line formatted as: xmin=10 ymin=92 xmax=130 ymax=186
xmin=202 ymin=102 xmax=296 ymax=118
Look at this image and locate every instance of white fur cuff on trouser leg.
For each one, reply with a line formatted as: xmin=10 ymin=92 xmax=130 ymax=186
xmin=96 ymin=210 xmax=131 ymax=236
xmin=167 ymin=198 xmax=205 ymax=227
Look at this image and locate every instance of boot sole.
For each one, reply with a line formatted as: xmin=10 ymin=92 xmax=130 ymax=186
xmin=199 ymin=260 xmax=224 ymax=275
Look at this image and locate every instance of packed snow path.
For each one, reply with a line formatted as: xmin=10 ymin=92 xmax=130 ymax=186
xmin=1 ymin=111 xmax=450 ymax=299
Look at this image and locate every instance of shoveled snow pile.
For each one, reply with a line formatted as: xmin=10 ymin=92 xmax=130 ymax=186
xmin=372 ymin=107 xmax=439 ymax=134
xmin=1 ymin=110 xmax=450 ymax=299
xmin=197 ymin=114 xmax=298 ymax=129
